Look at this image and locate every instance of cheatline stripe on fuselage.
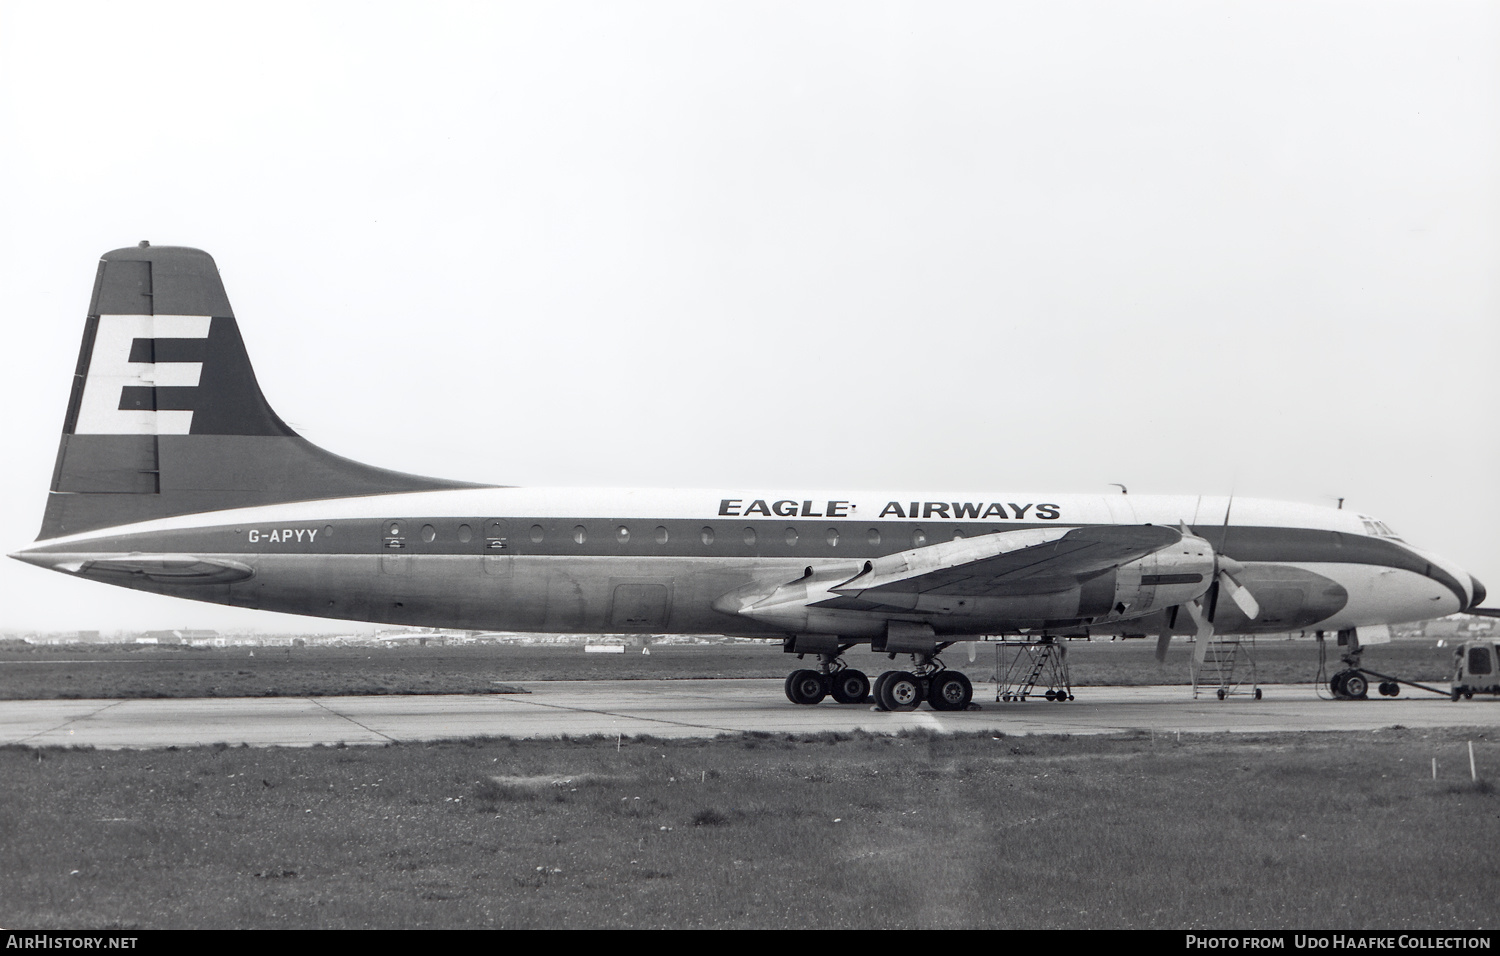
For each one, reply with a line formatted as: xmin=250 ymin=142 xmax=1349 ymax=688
xmin=24 ymin=489 xmax=1469 ymax=609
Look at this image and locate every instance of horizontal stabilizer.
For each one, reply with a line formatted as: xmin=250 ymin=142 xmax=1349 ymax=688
xmin=8 ymin=551 xmax=253 ymax=585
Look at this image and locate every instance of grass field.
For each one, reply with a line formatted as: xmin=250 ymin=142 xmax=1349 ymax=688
xmin=2 ymin=728 xmax=1496 ymax=929
xmin=0 ymin=638 xmax=1457 ymax=700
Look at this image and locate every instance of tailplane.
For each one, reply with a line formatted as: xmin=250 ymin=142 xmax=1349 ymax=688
xmin=39 ymin=243 xmax=482 ymax=539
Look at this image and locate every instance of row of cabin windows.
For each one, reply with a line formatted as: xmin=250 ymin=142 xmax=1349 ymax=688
xmin=384 ymin=521 xmax=961 ymax=550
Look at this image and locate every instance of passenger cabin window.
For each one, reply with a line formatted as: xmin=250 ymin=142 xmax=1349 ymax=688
xmin=826 ymin=528 xmax=839 ymax=547
xmin=573 ymin=525 xmax=587 ymax=545
xmin=654 ymin=526 xmax=669 ymax=544
xmin=421 ymin=524 xmax=437 ymax=543
xmin=530 ymin=525 xmax=545 ymax=544
xmin=616 ymin=526 xmax=629 ymax=544
xmin=912 ymin=528 xmax=927 ymax=547
xmin=785 ymin=527 xmax=798 ymax=546
xmin=743 ymin=527 xmax=757 ymax=546
xmin=700 ymin=527 xmax=715 ymax=546
xmin=867 ymin=528 xmax=881 ymax=547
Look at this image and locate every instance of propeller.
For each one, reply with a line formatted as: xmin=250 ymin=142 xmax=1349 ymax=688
xmin=1159 ymin=509 xmax=1261 ymax=664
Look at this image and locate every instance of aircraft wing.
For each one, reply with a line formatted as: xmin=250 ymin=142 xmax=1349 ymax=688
xmin=826 ymin=525 xmax=1183 ymax=606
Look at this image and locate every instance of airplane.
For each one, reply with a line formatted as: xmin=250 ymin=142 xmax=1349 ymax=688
xmin=10 ymin=244 xmax=1492 ymax=711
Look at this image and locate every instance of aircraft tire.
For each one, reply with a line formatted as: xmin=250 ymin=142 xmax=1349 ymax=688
xmin=928 ymin=672 xmax=973 ymax=711
xmin=872 ymin=671 xmax=894 ymax=710
xmin=1342 ymin=673 xmax=1369 ymax=700
xmin=879 ymin=671 xmax=923 ymax=712
xmin=786 ymin=669 xmax=827 ymax=705
xmin=1330 ymin=671 xmax=1349 ymax=699
xmin=829 ymin=670 xmax=870 ymax=704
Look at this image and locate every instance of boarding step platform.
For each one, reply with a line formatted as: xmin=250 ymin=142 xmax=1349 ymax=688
xmin=994 ymin=638 xmax=1075 ymax=702
xmin=1191 ymin=635 xmax=1261 ymax=700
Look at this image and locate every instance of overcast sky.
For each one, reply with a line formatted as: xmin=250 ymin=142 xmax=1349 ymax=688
xmin=1 ymin=1 xmax=1495 ymax=633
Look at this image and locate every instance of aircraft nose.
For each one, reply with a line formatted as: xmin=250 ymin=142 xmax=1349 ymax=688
xmin=1470 ymin=575 xmax=1487 ymax=610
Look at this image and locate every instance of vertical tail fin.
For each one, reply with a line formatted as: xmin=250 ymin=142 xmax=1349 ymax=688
xmin=40 ymin=244 xmax=482 ymax=539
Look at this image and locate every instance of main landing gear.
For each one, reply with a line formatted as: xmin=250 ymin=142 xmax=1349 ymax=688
xmin=784 ymin=651 xmax=871 ymax=706
xmin=781 ymin=653 xmax=975 ymax=711
xmin=870 ymin=667 xmax=974 ymax=712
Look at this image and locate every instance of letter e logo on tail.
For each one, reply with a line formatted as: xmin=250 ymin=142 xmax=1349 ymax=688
xmin=73 ymin=315 xmax=212 ymax=434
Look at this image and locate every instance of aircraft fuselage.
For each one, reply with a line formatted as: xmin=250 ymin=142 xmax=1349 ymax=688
xmin=14 ymin=488 xmax=1476 ymax=641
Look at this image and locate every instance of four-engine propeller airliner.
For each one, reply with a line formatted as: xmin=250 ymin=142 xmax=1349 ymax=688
xmin=10 ymin=245 xmax=1490 ymax=710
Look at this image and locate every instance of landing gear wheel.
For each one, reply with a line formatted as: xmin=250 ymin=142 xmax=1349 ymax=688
xmin=1341 ymin=672 xmax=1369 ymax=700
xmin=786 ymin=669 xmax=827 ymax=705
xmin=872 ymin=671 xmax=895 ymax=710
xmin=1379 ymin=681 xmax=1399 ymax=697
xmin=829 ymin=670 xmax=870 ymax=704
xmin=1330 ymin=671 xmax=1349 ymax=699
xmin=1254 ymin=688 xmax=1262 ymax=700
xmin=878 ymin=671 xmax=924 ymax=712
xmin=1216 ymin=688 xmax=1227 ymax=700
xmin=928 ymin=672 xmax=973 ymax=711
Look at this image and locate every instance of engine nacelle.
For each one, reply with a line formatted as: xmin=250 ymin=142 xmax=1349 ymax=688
xmin=1103 ymin=533 xmax=1217 ymax=622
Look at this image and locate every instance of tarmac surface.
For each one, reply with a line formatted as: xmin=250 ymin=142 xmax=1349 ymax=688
xmin=3 ymin=680 xmax=1498 ymax=748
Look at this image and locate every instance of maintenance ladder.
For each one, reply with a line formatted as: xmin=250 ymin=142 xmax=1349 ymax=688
xmin=994 ymin=639 xmax=1075 ymax=702
xmin=1191 ymin=635 xmax=1261 ymax=700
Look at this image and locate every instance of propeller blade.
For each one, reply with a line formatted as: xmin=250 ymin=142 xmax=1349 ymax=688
xmin=1155 ymin=606 xmax=1179 ymax=663
xmin=1220 ymin=571 xmax=1261 ymax=620
xmin=1183 ymin=598 xmax=1213 ymax=663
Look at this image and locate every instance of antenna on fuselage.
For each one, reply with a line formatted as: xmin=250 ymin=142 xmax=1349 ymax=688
xmin=1109 ymin=483 xmax=1128 ymax=495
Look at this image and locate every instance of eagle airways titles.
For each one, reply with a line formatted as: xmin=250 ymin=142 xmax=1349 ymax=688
xmin=11 ymin=245 xmax=1491 ymax=711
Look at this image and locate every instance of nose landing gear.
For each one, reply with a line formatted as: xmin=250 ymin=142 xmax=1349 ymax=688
xmin=1321 ymin=630 xmax=1451 ymax=700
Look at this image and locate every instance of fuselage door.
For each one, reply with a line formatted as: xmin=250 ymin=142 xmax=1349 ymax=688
xmin=610 ymin=584 xmax=669 ymax=629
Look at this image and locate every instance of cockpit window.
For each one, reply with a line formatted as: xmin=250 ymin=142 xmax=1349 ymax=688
xmin=1358 ymin=515 xmax=1404 ymax=541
